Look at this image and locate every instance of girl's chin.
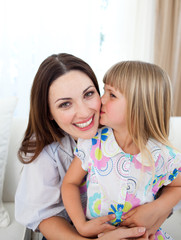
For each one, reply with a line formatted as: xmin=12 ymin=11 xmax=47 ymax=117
xmin=99 ymin=119 xmax=105 ymax=126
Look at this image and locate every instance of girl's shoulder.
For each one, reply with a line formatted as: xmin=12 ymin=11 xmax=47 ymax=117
xmin=148 ymin=138 xmax=181 ymax=160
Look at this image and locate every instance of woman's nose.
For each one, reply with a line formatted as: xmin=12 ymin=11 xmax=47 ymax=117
xmin=76 ymin=102 xmax=89 ymax=117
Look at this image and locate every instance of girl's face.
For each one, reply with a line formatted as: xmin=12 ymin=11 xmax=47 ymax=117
xmin=48 ymin=70 xmax=101 ymax=140
xmin=100 ymin=84 xmax=127 ymax=132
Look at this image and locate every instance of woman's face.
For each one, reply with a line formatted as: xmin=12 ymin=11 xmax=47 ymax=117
xmin=48 ymin=70 xmax=101 ymax=140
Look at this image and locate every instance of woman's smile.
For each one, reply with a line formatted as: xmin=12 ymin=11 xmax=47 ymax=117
xmin=73 ymin=115 xmax=94 ymax=129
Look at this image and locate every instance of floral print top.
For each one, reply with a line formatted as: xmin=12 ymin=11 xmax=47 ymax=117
xmin=75 ymin=127 xmax=181 ymax=226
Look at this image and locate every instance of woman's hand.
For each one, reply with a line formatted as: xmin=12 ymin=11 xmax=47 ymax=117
xmin=120 ymin=202 xmax=170 ymax=236
xmin=121 ymin=202 xmax=157 ymax=227
xmin=97 ymin=226 xmax=147 ymax=240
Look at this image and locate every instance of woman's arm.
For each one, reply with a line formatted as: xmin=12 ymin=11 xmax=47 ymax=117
xmin=62 ymin=156 xmax=116 ymax=237
xmin=98 ymin=227 xmax=148 ymax=240
xmin=39 ymin=216 xmax=88 ymax=240
xmin=39 ymin=216 xmax=147 ymax=240
xmin=121 ymin=173 xmax=181 ymax=236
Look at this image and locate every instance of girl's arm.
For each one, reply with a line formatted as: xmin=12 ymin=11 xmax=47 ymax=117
xmin=61 ymin=156 xmax=116 ymax=237
xmin=121 ymin=173 xmax=181 ymax=236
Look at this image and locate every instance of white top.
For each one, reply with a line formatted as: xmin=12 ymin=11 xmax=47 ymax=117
xmin=15 ymin=133 xmax=87 ymax=231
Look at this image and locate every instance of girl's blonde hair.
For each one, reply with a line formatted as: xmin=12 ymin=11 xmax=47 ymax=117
xmin=103 ymin=61 xmax=172 ymax=169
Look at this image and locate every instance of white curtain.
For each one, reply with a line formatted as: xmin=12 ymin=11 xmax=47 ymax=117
xmin=96 ymin=0 xmax=156 ymax=92
xmin=0 ymin=0 xmax=155 ymax=117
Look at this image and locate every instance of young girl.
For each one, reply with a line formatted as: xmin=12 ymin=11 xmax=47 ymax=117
xmin=62 ymin=61 xmax=181 ymax=239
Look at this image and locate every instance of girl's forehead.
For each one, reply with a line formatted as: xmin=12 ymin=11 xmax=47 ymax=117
xmin=104 ymin=83 xmax=117 ymax=91
xmin=104 ymin=83 xmax=113 ymax=89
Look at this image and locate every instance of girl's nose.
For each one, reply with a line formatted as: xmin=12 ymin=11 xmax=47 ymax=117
xmin=101 ymin=93 xmax=106 ymax=105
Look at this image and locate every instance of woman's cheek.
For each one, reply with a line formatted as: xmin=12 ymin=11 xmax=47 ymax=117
xmin=95 ymin=96 xmax=101 ymax=111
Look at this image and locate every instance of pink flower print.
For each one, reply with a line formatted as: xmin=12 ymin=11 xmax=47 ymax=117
xmin=132 ymin=156 xmax=152 ymax=172
xmin=132 ymin=156 xmax=143 ymax=170
xmin=155 ymin=227 xmax=170 ymax=239
xmin=91 ymin=139 xmax=109 ymax=169
xmin=87 ymin=162 xmax=92 ymax=181
xmin=124 ymin=194 xmax=141 ymax=212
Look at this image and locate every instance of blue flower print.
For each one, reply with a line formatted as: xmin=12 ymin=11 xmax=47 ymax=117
xmin=168 ymin=168 xmax=178 ymax=181
xmin=101 ymin=127 xmax=109 ymax=141
xmin=152 ymin=174 xmax=164 ymax=186
xmin=92 ymin=132 xmax=99 ymax=145
xmin=92 ymin=127 xmax=109 ymax=146
xmin=108 ymin=203 xmax=124 ymax=225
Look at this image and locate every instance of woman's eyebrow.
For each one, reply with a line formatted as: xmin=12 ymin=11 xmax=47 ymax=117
xmin=55 ymin=97 xmax=71 ymax=103
xmin=54 ymin=85 xmax=95 ymax=103
xmin=83 ymin=85 xmax=95 ymax=94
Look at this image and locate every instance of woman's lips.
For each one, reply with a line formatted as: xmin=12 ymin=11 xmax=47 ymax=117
xmin=74 ymin=117 xmax=93 ymax=128
xmin=73 ymin=115 xmax=95 ymax=130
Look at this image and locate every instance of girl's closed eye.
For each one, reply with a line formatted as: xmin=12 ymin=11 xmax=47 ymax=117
xmin=110 ymin=92 xmax=116 ymax=98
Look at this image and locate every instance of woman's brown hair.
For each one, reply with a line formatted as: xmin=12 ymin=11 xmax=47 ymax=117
xmin=18 ymin=53 xmax=100 ymax=163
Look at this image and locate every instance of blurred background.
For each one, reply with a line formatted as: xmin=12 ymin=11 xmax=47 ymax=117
xmin=0 ymin=0 xmax=181 ymax=117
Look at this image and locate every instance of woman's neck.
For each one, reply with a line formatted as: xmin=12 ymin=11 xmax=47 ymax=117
xmin=113 ymin=129 xmax=140 ymax=155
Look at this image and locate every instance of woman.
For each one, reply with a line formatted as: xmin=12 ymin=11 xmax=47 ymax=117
xmin=15 ymin=53 xmax=164 ymax=240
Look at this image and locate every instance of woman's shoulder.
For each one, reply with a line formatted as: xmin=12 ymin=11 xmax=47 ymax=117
xmin=43 ymin=134 xmax=76 ymax=161
xmin=21 ymin=135 xmax=76 ymax=182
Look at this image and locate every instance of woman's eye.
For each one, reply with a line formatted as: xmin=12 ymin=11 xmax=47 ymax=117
xmin=84 ymin=91 xmax=94 ymax=98
xmin=59 ymin=102 xmax=71 ymax=108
